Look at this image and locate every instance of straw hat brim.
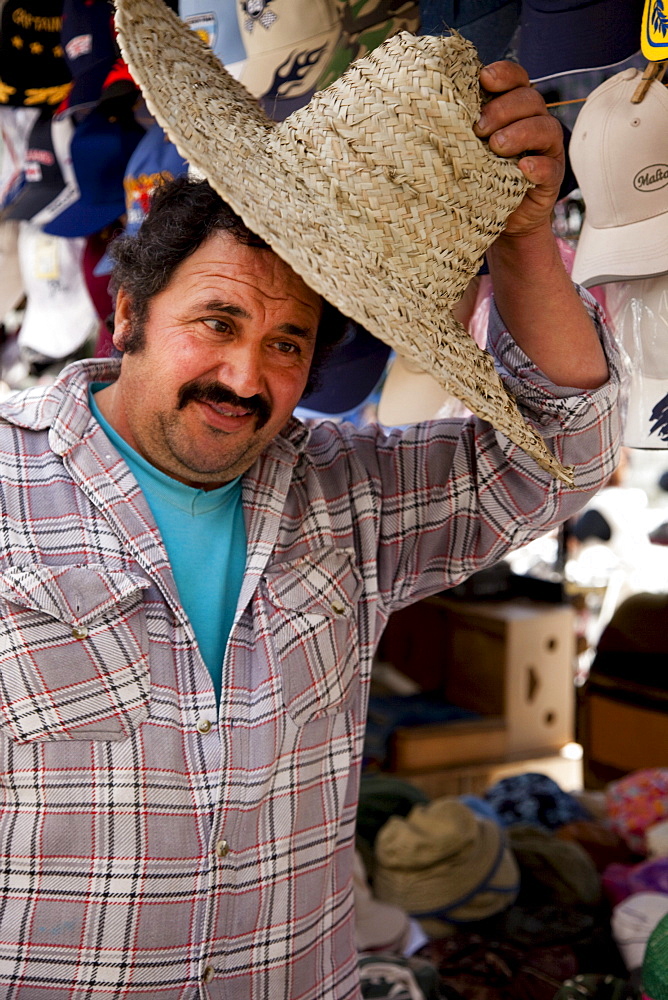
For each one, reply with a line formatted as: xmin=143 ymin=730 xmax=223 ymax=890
xmin=114 ymin=0 xmax=574 ymax=485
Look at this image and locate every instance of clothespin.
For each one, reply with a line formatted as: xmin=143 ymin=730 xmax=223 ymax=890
xmin=631 ymin=60 xmax=668 ymax=103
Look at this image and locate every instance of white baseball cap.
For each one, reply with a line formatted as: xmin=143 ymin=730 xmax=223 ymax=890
xmin=603 ymin=276 xmax=668 ymax=448
xmin=570 ymin=67 xmax=668 ymax=287
xmin=17 ymin=221 xmax=98 ymax=361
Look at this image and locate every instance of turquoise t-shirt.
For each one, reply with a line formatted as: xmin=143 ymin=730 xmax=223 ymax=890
xmin=89 ymin=387 xmax=247 ymax=705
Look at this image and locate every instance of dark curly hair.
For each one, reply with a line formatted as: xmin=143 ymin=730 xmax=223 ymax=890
xmin=108 ymin=175 xmax=350 ymax=399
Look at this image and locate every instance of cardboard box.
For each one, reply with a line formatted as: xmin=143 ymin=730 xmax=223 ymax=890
xmin=436 ymin=597 xmax=576 ymax=755
xmin=379 ymin=596 xmax=576 ymax=759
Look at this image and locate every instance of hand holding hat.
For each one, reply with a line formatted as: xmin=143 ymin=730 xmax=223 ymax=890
xmin=475 ymin=60 xmax=567 ymax=240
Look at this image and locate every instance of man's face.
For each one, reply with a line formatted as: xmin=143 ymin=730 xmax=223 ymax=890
xmin=97 ymin=229 xmax=322 ymax=489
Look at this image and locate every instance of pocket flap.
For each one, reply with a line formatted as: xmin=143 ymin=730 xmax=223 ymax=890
xmin=0 ymin=564 xmax=152 ymax=627
xmin=264 ymin=546 xmax=361 ymax=618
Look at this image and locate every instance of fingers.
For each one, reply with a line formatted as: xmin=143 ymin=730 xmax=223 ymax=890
xmin=479 ymin=60 xmax=531 ymax=94
xmin=474 ymin=82 xmax=554 ymax=144
xmin=484 ymin=111 xmax=563 ymax=161
xmin=474 ymin=60 xmax=565 ymax=236
xmin=473 ymin=60 xmax=565 ymax=178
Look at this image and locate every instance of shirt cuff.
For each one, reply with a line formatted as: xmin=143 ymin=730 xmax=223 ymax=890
xmin=486 ymin=284 xmax=625 ymax=433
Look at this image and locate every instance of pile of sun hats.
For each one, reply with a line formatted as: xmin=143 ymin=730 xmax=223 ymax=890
xmin=482 ymin=772 xmax=592 ymax=830
xmin=373 ymin=797 xmax=520 ymax=933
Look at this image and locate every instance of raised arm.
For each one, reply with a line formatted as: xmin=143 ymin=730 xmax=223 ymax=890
xmin=475 ymin=61 xmax=609 ymax=391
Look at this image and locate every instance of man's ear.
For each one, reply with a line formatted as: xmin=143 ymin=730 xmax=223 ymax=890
xmin=112 ymin=288 xmax=133 ymax=352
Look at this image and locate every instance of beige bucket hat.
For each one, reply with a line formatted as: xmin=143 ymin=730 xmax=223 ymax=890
xmin=113 ymin=0 xmax=573 ymax=484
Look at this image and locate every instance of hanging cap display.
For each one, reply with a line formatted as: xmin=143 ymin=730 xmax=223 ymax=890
xmin=179 ymin=0 xmax=344 ymax=122
xmin=58 ymin=0 xmax=118 ymax=114
xmin=0 ymin=220 xmax=24 ymax=319
xmin=121 ymin=123 xmax=189 ymax=237
xmin=570 ymin=67 xmax=668 ymax=288
xmin=518 ymin=0 xmax=644 ymax=83
xmin=0 ymin=1 xmax=72 ymax=109
xmin=17 ymin=221 xmax=98 ymax=361
xmin=377 ymin=353 xmax=457 ymax=426
xmin=93 ymin=122 xmax=189 ymax=278
xmin=3 ymin=113 xmax=79 ymax=228
xmin=114 ymin=0 xmax=574 ymax=483
xmin=297 ymin=323 xmax=390 ymax=416
xmin=42 ymin=108 xmax=144 ymax=238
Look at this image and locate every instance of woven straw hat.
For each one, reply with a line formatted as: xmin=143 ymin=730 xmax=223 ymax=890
xmin=114 ymin=0 xmax=573 ymax=484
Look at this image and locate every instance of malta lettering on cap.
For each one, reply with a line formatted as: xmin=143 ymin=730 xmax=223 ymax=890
xmin=641 ymin=0 xmax=668 ymax=60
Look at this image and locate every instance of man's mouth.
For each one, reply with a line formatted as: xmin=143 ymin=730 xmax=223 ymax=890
xmin=178 ymin=381 xmax=271 ymax=429
xmin=204 ymin=401 xmax=254 ymax=419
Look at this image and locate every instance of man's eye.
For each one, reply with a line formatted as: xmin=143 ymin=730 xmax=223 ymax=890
xmin=275 ymin=341 xmax=300 ymax=354
xmin=203 ymin=318 xmax=231 ymax=334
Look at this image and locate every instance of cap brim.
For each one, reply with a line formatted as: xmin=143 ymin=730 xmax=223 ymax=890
xmin=519 ymin=0 xmax=643 ymax=83
xmin=93 ymin=249 xmax=114 ymax=277
xmin=42 ymin=199 xmax=126 ymax=239
xmin=3 ymin=182 xmax=65 ymax=222
xmin=572 ymin=213 xmax=668 ymax=287
xmin=114 ymin=0 xmax=574 ymax=484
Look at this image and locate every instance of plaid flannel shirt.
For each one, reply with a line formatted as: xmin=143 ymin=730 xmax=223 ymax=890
xmin=0 ymin=294 xmax=621 ymax=999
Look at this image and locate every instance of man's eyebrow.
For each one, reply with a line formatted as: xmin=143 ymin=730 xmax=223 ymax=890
xmin=277 ymin=323 xmax=316 ymax=340
xmin=202 ymin=300 xmax=316 ymax=339
xmin=202 ymin=300 xmax=250 ymax=319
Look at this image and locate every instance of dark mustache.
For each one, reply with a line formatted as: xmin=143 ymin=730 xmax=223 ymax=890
xmin=177 ymin=381 xmax=271 ymax=428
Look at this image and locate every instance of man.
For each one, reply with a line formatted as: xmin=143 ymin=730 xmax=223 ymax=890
xmin=0 ymin=12 xmax=620 ymax=1000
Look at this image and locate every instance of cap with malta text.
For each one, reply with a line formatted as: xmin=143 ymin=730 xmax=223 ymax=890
xmin=570 ymin=66 xmax=668 ymax=287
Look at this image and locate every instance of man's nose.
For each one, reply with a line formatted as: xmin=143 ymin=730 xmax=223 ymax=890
xmin=216 ymin=342 xmax=265 ymax=399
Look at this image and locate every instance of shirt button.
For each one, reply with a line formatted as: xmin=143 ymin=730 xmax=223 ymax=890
xmin=330 ymin=600 xmax=346 ymax=616
xmin=196 ymin=718 xmax=212 ymax=734
xmin=71 ymin=625 xmax=88 ymax=640
xmin=202 ymin=964 xmax=215 ymax=984
xmin=215 ymin=839 xmax=230 ymax=858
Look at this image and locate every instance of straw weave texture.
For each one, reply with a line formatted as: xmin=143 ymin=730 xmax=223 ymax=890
xmin=114 ymin=0 xmax=574 ymax=484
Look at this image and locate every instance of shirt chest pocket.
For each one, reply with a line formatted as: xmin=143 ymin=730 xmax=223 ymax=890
xmin=263 ymin=546 xmax=362 ymax=726
xmin=0 ymin=564 xmax=152 ymax=743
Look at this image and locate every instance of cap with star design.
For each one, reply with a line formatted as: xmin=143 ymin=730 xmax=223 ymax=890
xmin=0 ymin=1 xmax=72 ymax=109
